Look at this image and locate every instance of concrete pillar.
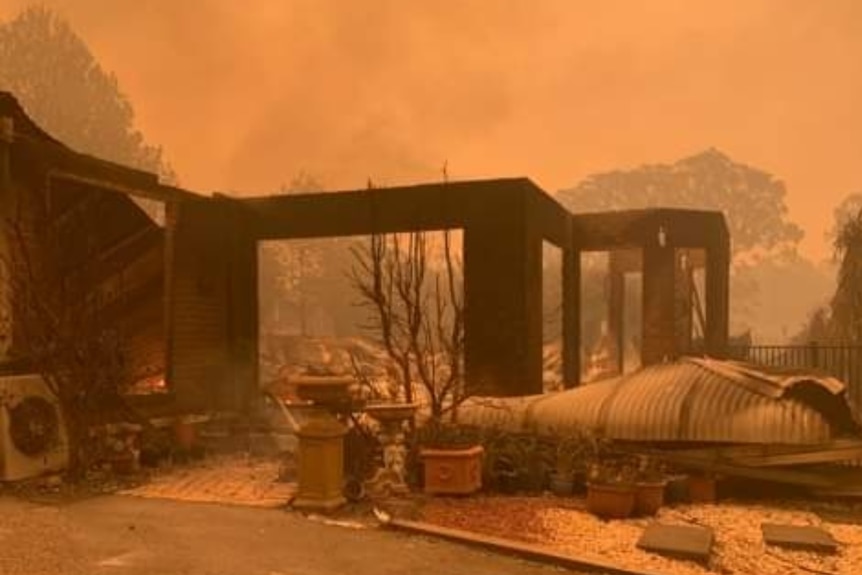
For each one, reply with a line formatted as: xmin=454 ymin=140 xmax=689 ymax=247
xmin=562 ymin=248 xmax=580 ymax=387
xmin=641 ymin=243 xmax=677 ymax=365
xmin=464 ymin=218 xmax=543 ymax=397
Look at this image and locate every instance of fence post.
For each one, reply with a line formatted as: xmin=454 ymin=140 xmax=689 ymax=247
xmin=809 ymin=341 xmax=819 ymax=369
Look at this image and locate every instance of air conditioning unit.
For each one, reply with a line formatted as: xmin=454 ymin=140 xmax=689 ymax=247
xmin=0 ymin=374 xmax=69 ymax=481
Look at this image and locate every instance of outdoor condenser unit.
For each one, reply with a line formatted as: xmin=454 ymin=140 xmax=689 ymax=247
xmin=0 ymin=374 xmax=69 ymax=481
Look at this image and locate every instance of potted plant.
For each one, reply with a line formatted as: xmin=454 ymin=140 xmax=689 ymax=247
xmin=633 ymin=455 xmax=668 ymax=516
xmin=586 ymin=459 xmax=637 ymax=519
xmin=584 ymin=435 xmax=637 ymax=520
xmin=687 ymin=472 xmax=719 ymax=503
xmin=550 ymin=435 xmax=579 ymax=496
xmin=418 ymin=423 xmax=484 ymax=495
xmin=484 ymin=433 xmax=521 ymax=494
xmin=173 ymin=414 xmax=198 ymax=451
xmin=101 ymin=423 xmax=142 ymax=475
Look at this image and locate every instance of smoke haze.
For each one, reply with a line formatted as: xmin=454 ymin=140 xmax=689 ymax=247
xmin=2 ymin=0 xmax=861 ymax=261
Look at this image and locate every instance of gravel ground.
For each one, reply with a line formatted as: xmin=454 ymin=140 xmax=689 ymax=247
xmin=421 ymin=495 xmax=862 ymax=575
xmin=0 ymin=499 xmax=90 ymax=575
xmin=0 ymin=495 xmax=591 ymax=575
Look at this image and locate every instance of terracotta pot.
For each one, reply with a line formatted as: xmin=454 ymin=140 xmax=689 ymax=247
xmin=550 ymin=472 xmax=575 ymax=496
xmin=420 ymin=445 xmax=483 ymax=495
xmin=586 ymin=483 xmax=636 ymax=519
xmin=665 ymin=475 xmax=689 ymax=503
xmin=635 ymin=481 xmax=667 ymax=516
xmin=687 ymin=475 xmax=717 ymax=503
xmin=173 ymin=420 xmax=197 ymax=450
xmin=111 ymin=455 xmax=139 ymax=475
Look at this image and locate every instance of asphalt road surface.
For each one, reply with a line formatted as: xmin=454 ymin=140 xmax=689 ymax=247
xmin=0 ymin=495 xmax=590 ymax=575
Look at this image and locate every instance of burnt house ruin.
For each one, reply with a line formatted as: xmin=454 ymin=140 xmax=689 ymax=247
xmin=0 ymin=92 xmax=730 ymax=414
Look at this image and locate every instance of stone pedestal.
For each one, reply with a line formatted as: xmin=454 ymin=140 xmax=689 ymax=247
xmin=292 ymin=411 xmax=348 ymax=512
xmin=291 ymin=376 xmax=354 ymax=513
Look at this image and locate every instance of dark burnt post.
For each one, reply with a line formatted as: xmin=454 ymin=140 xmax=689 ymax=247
xmin=222 ymin=199 xmax=259 ymax=414
xmin=641 ymin=223 xmax=677 ymax=365
xmin=608 ymin=252 xmax=626 ymax=374
xmin=562 ymin=246 xmax=581 ymax=387
xmin=0 ymin=117 xmax=10 ymax=195
xmin=0 ymin=117 xmax=12 ymax=358
xmin=463 ymin=191 xmax=544 ymax=397
xmin=704 ymin=220 xmax=730 ymax=358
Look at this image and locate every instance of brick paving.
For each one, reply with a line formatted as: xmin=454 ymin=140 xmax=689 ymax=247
xmin=119 ymin=455 xmax=296 ymax=508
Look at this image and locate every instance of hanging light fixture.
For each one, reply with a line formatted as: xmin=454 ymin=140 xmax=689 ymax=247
xmin=657 ymin=225 xmax=667 ymax=248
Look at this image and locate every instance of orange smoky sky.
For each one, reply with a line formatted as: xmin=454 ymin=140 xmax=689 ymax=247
xmin=2 ymin=0 xmax=861 ymax=261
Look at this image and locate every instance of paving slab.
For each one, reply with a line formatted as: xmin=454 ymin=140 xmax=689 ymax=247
xmin=118 ymin=455 xmax=296 ymax=508
xmin=636 ymin=523 xmax=714 ymax=563
xmin=761 ymin=523 xmax=839 ymax=553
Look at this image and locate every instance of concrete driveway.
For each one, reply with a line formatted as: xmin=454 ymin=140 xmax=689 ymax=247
xmin=0 ymin=495 xmax=585 ymax=575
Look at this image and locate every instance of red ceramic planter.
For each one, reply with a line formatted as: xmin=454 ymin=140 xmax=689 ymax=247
xmin=420 ymin=446 xmax=484 ymax=495
xmin=586 ymin=483 xmax=636 ymax=519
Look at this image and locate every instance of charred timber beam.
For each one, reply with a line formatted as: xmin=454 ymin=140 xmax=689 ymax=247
xmin=238 ymin=178 xmax=561 ymax=242
xmin=0 ymin=117 xmax=11 ymax=199
xmin=562 ymin=247 xmax=581 ymax=387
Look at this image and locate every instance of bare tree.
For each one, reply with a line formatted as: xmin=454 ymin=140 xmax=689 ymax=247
xmin=1 ymin=193 xmax=142 ymax=480
xmin=350 ymin=225 xmax=467 ymax=422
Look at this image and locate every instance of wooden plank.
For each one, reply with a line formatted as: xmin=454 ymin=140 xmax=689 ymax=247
xmin=640 ymin=439 xmax=862 ymax=467
xmin=383 ymin=517 xmax=674 ymax=575
xmin=733 ymin=445 xmax=862 ymax=467
xmin=648 ymin=452 xmax=838 ymax=488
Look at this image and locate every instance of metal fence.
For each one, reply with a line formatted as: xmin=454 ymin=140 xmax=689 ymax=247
xmin=724 ymin=342 xmax=862 ymax=413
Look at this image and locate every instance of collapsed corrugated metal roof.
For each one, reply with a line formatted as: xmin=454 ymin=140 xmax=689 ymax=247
xmin=459 ymin=358 xmax=861 ymax=445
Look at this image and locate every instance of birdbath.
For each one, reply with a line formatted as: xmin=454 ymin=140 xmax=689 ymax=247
xmin=291 ymin=375 xmax=354 ymax=512
xmin=363 ymin=402 xmax=418 ymax=497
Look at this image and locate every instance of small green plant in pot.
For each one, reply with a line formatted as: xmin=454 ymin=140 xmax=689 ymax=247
xmin=633 ymin=455 xmax=668 ymax=516
xmin=550 ymin=435 xmax=579 ymax=496
xmin=585 ymin=441 xmax=637 ymax=520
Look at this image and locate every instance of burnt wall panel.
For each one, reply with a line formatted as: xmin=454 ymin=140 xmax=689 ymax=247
xmin=223 ymin=207 xmax=258 ymax=412
xmin=166 ymin=200 xmax=231 ymax=410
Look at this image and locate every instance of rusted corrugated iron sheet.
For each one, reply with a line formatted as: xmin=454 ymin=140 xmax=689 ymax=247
xmin=459 ymin=358 xmax=859 ymax=445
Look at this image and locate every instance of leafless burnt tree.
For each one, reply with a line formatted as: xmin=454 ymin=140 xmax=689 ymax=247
xmin=350 ymin=226 xmax=468 ymax=423
xmin=1 ymin=191 xmax=143 ymax=480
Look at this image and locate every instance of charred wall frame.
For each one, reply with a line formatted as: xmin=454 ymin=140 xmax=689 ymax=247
xmin=1 ymin=91 xmax=730 ymax=412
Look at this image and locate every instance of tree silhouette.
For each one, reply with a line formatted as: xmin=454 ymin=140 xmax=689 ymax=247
xmin=831 ymin=211 xmax=862 ymax=343
xmin=0 ymin=6 xmax=173 ymax=180
xmin=558 ymin=149 xmax=805 ymax=338
xmin=827 ymin=192 xmax=862 ymax=248
xmin=558 ymin=148 xmax=803 ymax=258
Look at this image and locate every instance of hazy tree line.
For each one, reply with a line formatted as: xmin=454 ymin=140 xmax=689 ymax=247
xmin=0 ymin=6 xmax=173 ymax=180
